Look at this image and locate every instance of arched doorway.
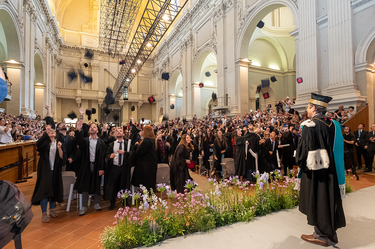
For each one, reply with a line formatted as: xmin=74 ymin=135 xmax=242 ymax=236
xmin=169 ymin=70 xmax=183 ymax=119
xmin=34 ymin=53 xmax=45 ymax=117
xmin=193 ymin=49 xmax=218 ymax=117
xmin=0 ymin=8 xmax=22 ymax=114
xmin=238 ymin=1 xmax=298 ymax=113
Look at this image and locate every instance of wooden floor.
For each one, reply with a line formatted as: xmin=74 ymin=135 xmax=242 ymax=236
xmin=3 ymin=168 xmax=375 ymax=249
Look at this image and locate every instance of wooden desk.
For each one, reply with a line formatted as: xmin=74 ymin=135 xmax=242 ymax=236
xmin=0 ymin=141 xmax=38 ymax=183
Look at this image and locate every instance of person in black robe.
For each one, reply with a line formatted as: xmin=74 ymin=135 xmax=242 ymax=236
xmin=234 ymin=128 xmax=247 ymax=181
xmin=280 ymin=125 xmax=296 ymax=175
xmin=56 ymin=123 xmax=77 ymax=172
xmin=192 ymin=130 xmax=204 ymax=166
xmin=213 ymin=130 xmax=228 ymax=176
xmin=104 ymin=127 xmax=133 ymax=210
xmin=74 ymin=114 xmax=106 ymax=216
xmin=297 ymin=93 xmax=346 ymax=246
xmin=31 ymin=125 xmax=64 ymax=223
xmin=131 ymin=125 xmax=158 ymax=190
xmin=264 ymin=130 xmax=279 ymax=172
xmin=203 ymin=129 xmax=215 ymax=177
xmin=244 ymin=126 xmax=259 ymax=181
xmin=170 ymin=134 xmax=193 ymax=193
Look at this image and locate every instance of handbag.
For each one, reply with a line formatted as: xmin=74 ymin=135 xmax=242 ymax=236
xmin=187 ymin=161 xmax=195 ymax=169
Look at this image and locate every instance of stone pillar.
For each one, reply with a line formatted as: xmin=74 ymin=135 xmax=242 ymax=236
xmin=215 ymin=16 xmax=225 ymax=99
xmin=234 ymin=59 xmax=250 ymax=115
xmin=295 ymin=0 xmax=319 ymax=103
xmin=325 ymin=0 xmax=365 ymax=107
xmin=191 ymin=82 xmax=201 ymax=118
xmin=169 ymin=94 xmax=176 ymax=120
xmin=5 ymin=62 xmax=24 ymax=115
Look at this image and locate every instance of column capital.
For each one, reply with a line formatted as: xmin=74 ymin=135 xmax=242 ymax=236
xmin=235 ymin=58 xmax=251 ymax=67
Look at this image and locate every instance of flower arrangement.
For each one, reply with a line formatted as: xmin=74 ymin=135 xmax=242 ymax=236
xmin=102 ymin=172 xmax=301 ymax=249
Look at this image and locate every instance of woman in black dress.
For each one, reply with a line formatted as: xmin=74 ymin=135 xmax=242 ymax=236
xmin=203 ymin=128 xmax=215 ymax=177
xmin=131 ymin=125 xmax=158 ymax=190
xmin=170 ymin=134 xmax=194 ymax=193
xmin=234 ymin=128 xmax=247 ymax=181
xmin=31 ymin=125 xmax=64 ymax=223
xmin=212 ymin=130 xmax=228 ymax=176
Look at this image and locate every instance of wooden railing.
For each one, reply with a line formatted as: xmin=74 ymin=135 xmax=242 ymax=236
xmin=343 ymin=104 xmax=369 ymax=131
xmin=0 ymin=141 xmax=38 ymax=183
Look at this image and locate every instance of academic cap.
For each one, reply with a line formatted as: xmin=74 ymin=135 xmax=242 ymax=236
xmin=105 ymin=87 xmax=115 ymax=105
xmin=131 ymin=105 xmax=135 ymax=111
xmin=104 ymin=107 xmax=110 ymax=115
xmin=67 ymin=111 xmax=77 ymax=119
xmin=91 ymin=108 xmax=96 ymax=114
xmin=114 ymin=114 xmax=119 ymax=121
xmin=309 ymin=93 xmax=332 ymax=108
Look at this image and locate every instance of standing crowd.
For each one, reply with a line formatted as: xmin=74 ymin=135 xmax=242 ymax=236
xmin=1 ymin=99 xmax=373 ymax=223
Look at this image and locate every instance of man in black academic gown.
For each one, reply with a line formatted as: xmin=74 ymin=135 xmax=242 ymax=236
xmin=354 ymin=123 xmax=368 ymax=169
xmin=297 ymin=93 xmax=346 ymax=246
xmin=56 ymin=122 xmax=77 ymax=171
xmin=264 ymin=130 xmax=279 ymax=171
xmin=280 ymin=124 xmax=296 ymax=175
xmin=244 ymin=125 xmax=259 ymax=181
xmin=104 ymin=127 xmax=132 ymax=210
xmin=364 ymin=123 xmax=375 ymax=172
xmin=75 ymin=108 xmax=106 ymax=216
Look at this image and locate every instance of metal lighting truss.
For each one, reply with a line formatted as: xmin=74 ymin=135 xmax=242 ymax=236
xmin=113 ymin=0 xmax=188 ymax=100
xmin=100 ymin=0 xmax=141 ymax=57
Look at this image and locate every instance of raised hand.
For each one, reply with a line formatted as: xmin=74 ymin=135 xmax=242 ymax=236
xmin=77 ymin=120 xmax=83 ymax=131
xmin=57 ymin=141 xmax=62 ymax=149
xmin=79 ymin=107 xmax=85 ymax=115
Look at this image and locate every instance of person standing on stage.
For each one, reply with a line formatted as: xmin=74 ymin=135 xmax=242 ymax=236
xmin=364 ymin=123 xmax=375 ymax=172
xmin=343 ymin=126 xmax=359 ymax=180
xmin=354 ymin=123 xmax=368 ymax=169
xmin=104 ymin=127 xmax=132 ymax=210
xmin=297 ymin=93 xmax=346 ymax=246
xmin=75 ymin=108 xmax=106 ymax=216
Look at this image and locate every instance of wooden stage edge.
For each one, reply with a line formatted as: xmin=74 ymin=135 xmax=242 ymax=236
xmin=0 ymin=141 xmax=39 ymax=183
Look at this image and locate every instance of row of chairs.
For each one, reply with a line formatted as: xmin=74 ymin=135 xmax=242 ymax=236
xmin=62 ymin=163 xmax=171 ymax=211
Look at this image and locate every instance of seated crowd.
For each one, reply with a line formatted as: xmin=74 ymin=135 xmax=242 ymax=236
xmin=1 ymin=99 xmax=373 ymax=223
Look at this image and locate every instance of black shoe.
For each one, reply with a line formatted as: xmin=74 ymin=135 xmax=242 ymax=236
xmin=363 ymin=168 xmax=372 ymax=172
xmin=357 ymin=166 xmax=362 ymax=169
xmin=109 ymin=201 xmax=115 ymax=211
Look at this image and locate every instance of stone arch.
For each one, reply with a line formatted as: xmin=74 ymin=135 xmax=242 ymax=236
xmin=192 ymin=46 xmax=218 ymax=82
xmin=249 ymin=35 xmax=288 ymax=71
xmin=355 ymin=23 xmax=375 ymax=65
xmin=0 ymin=6 xmax=23 ymax=62
xmin=34 ymin=52 xmax=45 ymax=84
xmin=169 ymin=69 xmax=182 ymax=94
xmin=237 ymin=0 xmax=298 ymax=59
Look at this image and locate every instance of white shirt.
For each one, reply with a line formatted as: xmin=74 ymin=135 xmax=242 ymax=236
xmin=89 ymin=137 xmax=98 ymax=162
xmin=113 ymin=140 xmax=124 ymax=165
xmin=0 ymin=125 xmax=13 ymax=143
xmin=49 ymin=141 xmax=57 ymax=170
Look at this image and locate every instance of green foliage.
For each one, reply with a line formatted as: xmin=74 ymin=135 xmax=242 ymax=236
xmin=101 ymin=175 xmax=300 ymax=249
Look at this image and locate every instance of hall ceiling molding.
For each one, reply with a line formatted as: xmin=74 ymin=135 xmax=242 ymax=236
xmin=261 ymin=25 xmax=295 ymax=37
xmin=25 ymin=0 xmax=63 ymax=48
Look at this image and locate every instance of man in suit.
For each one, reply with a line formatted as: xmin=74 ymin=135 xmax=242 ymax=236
xmin=265 ymin=130 xmax=279 ymax=171
xmin=343 ymin=126 xmax=359 ymax=180
xmin=104 ymin=127 xmax=132 ymax=210
xmin=279 ymin=125 xmax=296 ymax=176
xmin=75 ymin=108 xmax=106 ymax=216
xmin=56 ymin=122 xmax=77 ymax=171
xmin=354 ymin=123 xmax=368 ymax=169
xmin=364 ymin=123 xmax=375 ymax=172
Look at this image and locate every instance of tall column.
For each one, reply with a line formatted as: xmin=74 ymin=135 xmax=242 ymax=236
xmin=235 ymin=59 xmax=250 ymax=115
xmin=296 ymin=0 xmax=319 ymax=100
xmin=5 ymin=63 xmax=24 ymax=115
xmin=215 ymin=16 xmax=225 ymax=99
xmin=325 ymin=0 xmax=364 ymax=107
xmin=191 ymin=83 xmax=201 ymax=118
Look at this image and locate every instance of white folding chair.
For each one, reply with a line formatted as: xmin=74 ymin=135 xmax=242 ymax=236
xmin=156 ymin=163 xmax=170 ymax=184
xmin=62 ymin=171 xmax=81 ymax=212
xmin=221 ymin=158 xmax=234 ymax=179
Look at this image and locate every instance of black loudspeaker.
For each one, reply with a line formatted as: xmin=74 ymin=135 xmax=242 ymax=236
xmin=212 ymin=92 xmax=217 ymax=101
xmin=205 ymin=71 xmax=211 ymax=77
xmin=270 ymin=76 xmax=277 ymax=82
xmin=161 ymin=73 xmax=170 ymax=80
xmin=257 ymin=21 xmax=265 ymax=28
xmin=170 ymin=104 xmax=175 ymax=109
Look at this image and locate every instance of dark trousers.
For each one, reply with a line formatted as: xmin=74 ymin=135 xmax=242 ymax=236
xmin=344 ymin=150 xmax=357 ymax=175
xmin=367 ymin=150 xmax=375 ymax=170
xmin=110 ymin=166 xmax=123 ymax=203
xmin=284 ymin=162 xmax=294 ymax=176
xmin=356 ymin=146 xmax=367 ymax=168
